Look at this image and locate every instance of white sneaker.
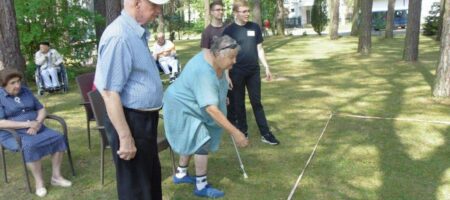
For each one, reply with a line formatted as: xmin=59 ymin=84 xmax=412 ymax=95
xmin=51 ymin=177 xmax=72 ymax=187
xmin=35 ymin=187 xmax=47 ymax=197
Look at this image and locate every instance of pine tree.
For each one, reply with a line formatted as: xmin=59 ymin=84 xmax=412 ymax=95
xmin=311 ymin=0 xmax=328 ymax=35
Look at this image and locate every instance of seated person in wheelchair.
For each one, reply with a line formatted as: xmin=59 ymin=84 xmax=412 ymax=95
xmin=34 ymin=42 xmax=63 ymax=90
xmin=0 ymin=69 xmax=71 ymax=197
xmin=152 ymin=32 xmax=179 ymax=81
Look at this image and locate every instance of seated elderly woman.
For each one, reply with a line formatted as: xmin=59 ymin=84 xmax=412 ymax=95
xmin=163 ymin=35 xmax=249 ymax=198
xmin=0 ymin=69 xmax=71 ymax=197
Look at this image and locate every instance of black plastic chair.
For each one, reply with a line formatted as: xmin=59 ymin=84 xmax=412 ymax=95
xmin=87 ymin=90 xmax=175 ymax=185
xmin=0 ymin=114 xmax=75 ymax=193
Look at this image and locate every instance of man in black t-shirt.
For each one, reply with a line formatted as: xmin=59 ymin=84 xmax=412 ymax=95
xmin=223 ymin=1 xmax=279 ymax=145
xmin=200 ymin=1 xmax=226 ymax=50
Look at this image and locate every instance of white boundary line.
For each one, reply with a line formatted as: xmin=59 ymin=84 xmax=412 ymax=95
xmin=286 ymin=111 xmax=450 ymax=200
xmin=335 ymin=113 xmax=450 ymax=125
xmin=287 ymin=113 xmax=333 ymax=200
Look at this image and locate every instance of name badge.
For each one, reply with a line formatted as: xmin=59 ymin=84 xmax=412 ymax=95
xmin=247 ymin=30 xmax=255 ymax=37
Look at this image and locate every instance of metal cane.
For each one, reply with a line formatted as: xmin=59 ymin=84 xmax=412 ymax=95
xmin=230 ymin=135 xmax=248 ymax=179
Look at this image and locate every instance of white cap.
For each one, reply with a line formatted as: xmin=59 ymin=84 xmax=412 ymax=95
xmin=149 ymin=0 xmax=169 ymax=4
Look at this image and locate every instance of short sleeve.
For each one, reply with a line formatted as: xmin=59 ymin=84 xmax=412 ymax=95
xmin=193 ymin=70 xmax=219 ymax=108
xmin=96 ymin=37 xmax=133 ymax=93
xmin=255 ymin=24 xmax=263 ymax=44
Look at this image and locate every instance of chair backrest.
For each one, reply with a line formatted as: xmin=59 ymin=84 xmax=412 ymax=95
xmin=75 ymin=72 xmax=95 ymax=119
xmin=87 ymin=90 xmax=109 ymax=146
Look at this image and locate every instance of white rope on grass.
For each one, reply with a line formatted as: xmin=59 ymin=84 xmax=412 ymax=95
xmin=287 ymin=113 xmax=333 ymax=200
xmin=335 ymin=113 xmax=450 ymax=125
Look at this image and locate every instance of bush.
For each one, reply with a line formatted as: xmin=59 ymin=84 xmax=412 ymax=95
xmin=422 ymin=2 xmax=441 ymax=36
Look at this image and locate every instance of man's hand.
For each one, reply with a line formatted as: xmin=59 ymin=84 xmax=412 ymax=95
xmin=117 ymin=135 xmax=137 ymax=160
xmin=233 ymin=132 xmax=249 ymax=147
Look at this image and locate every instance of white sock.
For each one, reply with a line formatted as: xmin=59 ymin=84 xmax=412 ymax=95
xmin=175 ymin=166 xmax=188 ymax=179
xmin=196 ymin=175 xmax=207 ymax=190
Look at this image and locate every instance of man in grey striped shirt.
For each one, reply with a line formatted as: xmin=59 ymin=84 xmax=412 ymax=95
xmin=94 ymin=0 xmax=168 ymax=199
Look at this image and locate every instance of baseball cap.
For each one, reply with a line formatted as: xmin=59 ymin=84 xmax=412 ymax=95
xmin=149 ymin=0 xmax=169 ymax=4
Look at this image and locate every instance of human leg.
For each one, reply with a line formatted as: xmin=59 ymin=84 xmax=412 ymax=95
xmin=104 ymin=109 xmax=162 ymax=200
xmin=193 ymin=142 xmax=224 ymax=198
xmin=173 ymin=155 xmax=195 ymax=184
xmin=50 ymin=151 xmax=71 ymax=187
xmin=230 ymin=70 xmax=248 ymax=134
xmin=40 ymin=69 xmax=53 ymax=88
xmin=246 ymin=70 xmax=279 ymax=145
xmin=47 ymin=67 xmax=60 ymax=87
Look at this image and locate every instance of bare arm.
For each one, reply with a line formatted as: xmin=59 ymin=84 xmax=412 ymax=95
xmin=100 ymin=90 xmax=136 ymax=160
xmin=205 ymin=105 xmax=248 ymax=147
xmin=257 ymin=43 xmax=272 ymax=81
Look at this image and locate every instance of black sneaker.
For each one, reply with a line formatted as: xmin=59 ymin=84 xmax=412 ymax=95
xmin=261 ymin=133 xmax=280 ymax=145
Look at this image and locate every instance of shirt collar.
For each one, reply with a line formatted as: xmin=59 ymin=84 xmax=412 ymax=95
xmin=121 ymin=10 xmax=150 ymax=40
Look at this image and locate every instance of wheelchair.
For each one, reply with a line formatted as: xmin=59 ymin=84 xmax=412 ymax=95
xmin=156 ymin=57 xmax=181 ymax=83
xmin=35 ymin=64 xmax=69 ymax=95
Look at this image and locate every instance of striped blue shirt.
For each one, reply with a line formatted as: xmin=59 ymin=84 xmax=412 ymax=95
xmin=94 ymin=10 xmax=163 ymax=109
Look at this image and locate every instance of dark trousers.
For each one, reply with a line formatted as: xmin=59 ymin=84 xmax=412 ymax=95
xmin=228 ymin=69 xmax=271 ymax=136
xmin=104 ymin=107 xmax=162 ymax=200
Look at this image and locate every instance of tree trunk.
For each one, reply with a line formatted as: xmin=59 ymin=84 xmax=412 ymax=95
xmin=436 ymin=0 xmax=446 ymax=41
xmin=0 ymin=0 xmax=26 ymax=73
xmin=385 ymin=0 xmax=396 ymax=38
xmin=358 ymin=0 xmax=373 ymax=55
xmin=94 ymin=0 xmax=106 ymax=44
xmin=157 ymin=14 xmax=164 ymax=33
xmin=433 ymin=0 xmax=450 ymax=97
xmin=330 ymin=0 xmax=340 ymax=40
xmin=253 ymin=0 xmax=263 ymax=29
xmin=403 ymin=0 xmax=422 ymax=62
xmin=351 ymin=0 xmax=360 ymax=36
xmin=276 ymin=0 xmax=285 ymax=36
xmin=106 ymin=0 xmax=121 ymax=25
xmin=204 ymin=0 xmax=210 ymax=28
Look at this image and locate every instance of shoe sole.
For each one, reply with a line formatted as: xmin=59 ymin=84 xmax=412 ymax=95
xmin=261 ymin=139 xmax=279 ymax=145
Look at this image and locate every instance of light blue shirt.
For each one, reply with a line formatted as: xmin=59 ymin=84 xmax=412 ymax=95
xmin=94 ymin=10 xmax=163 ymax=109
xmin=163 ymin=52 xmax=229 ymax=155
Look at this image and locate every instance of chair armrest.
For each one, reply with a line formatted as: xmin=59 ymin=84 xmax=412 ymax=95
xmin=93 ymin=126 xmax=104 ymax=130
xmin=0 ymin=128 xmax=22 ymax=147
xmin=79 ymin=102 xmax=90 ymax=106
xmin=45 ymin=114 xmax=68 ymax=137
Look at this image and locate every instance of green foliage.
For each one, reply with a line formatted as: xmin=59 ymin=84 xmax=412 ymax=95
xmin=14 ymin=0 xmax=102 ymax=68
xmin=311 ymin=0 xmax=328 ymax=35
xmin=372 ymin=12 xmax=386 ymax=31
xmin=422 ymin=2 xmax=441 ymax=36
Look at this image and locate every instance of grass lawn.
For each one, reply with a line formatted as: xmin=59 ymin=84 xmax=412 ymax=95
xmin=0 ymin=34 xmax=449 ymax=200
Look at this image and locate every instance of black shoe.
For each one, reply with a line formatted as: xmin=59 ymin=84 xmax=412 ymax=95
xmin=169 ymin=77 xmax=176 ymax=83
xmin=261 ymin=133 xmax=280 ymax=145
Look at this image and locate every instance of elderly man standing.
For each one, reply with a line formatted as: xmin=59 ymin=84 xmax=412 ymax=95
xmin=94 ymin=0 xmax=168 ymax=199
xmin=152 ymin=32 xmax=178 ymax=82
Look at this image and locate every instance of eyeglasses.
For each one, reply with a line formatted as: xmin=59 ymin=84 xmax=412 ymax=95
xmin=237 ymin=10 xmax=250 ymax=14
xmin=219 ymin=43 xmax=239 ymax=51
